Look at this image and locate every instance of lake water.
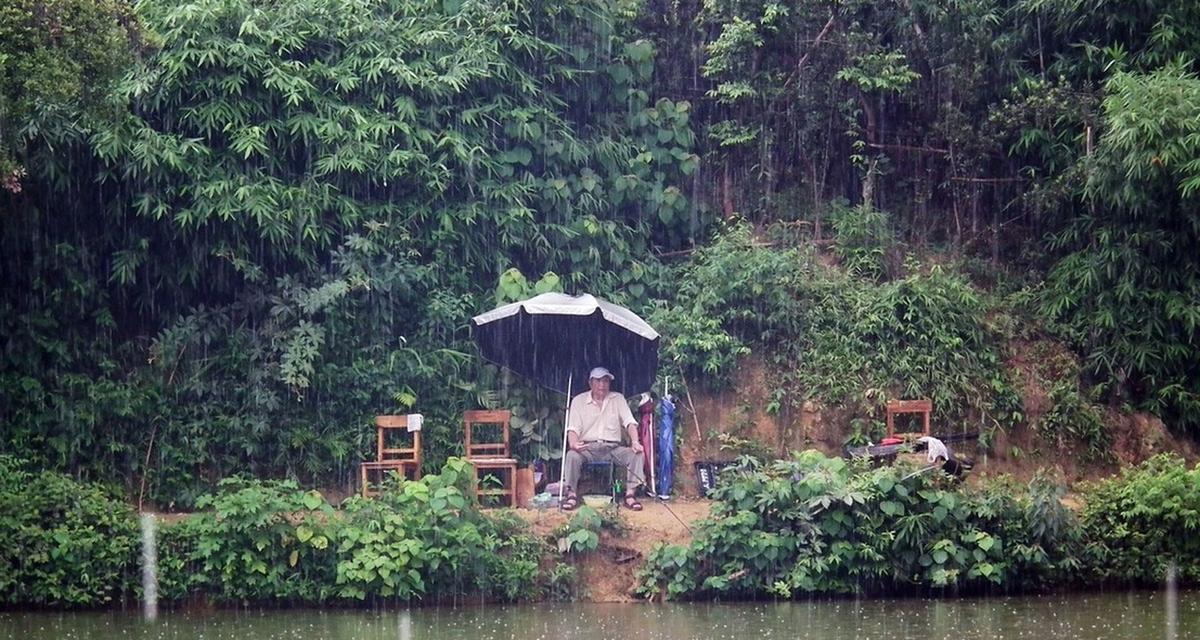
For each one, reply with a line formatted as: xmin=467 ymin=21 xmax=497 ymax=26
xmin=2 ymin=591 xmax=1195 ymax=640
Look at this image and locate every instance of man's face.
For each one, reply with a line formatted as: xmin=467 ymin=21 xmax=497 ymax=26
xmin=589 ymin=376 xmax=611 ymax=396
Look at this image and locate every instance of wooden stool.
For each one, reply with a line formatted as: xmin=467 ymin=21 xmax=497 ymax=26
xmin=464 ymin=409 xmax=518 ymax=507
xmin=886 ymin=399 xmax=932 ymax=438
xmin=359 ymin=415 xmax=422 ymax=497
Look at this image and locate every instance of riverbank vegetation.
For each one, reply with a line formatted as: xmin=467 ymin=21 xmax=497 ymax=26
xmin=636 ymin=452 xmax=1200 ymax=599
xmin=1 ymin=456 xmax=576 ymax=607
xmin=652 ymin=222 xmax=1024 ymax=438
xmin=4 ymin=452 xmax=1198 ymax=608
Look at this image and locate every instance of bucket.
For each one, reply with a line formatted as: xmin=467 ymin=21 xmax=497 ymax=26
xmin=515 ymin=467 xmax=535 ymax=508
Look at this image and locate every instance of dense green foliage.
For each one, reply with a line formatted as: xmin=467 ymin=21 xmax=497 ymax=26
xmin=1 ymin=0 xmax=695 ymax=504
xmin=4 ymin=0 xmax=1200 ymax=506
xmin=640 ymin=0 xmax=1028 ymax=233
xmin=637 ymin=450 xmax=1200 ymax=599
xmin=164 ymin=458 xmax=552 ymax=603
xmin=0 ymin=0 xmax=140 ymax=189
xmin=634 ymin=0 xmax=1200 ymax=433
xmin=636 ymin=451 xmax=1079 ymax=598
xmin=3 ymin=458 xmax=569 ymax=606
xmin=552 ymin=503 xmax=625 ymax=554
xmin=1042 ymin=63 xmax=1200 ymax=428
xmin=1080 ymin=453 xmax=1200 ymax=585
xmin=6 ymin=451 xmax=1200 ymax=607
xmin=7 ymin=0 xmax=1199 ymax=596
xmin=0 ymin=457 xmax=139 ymax=606
xmin=654 ymin=223 xmax=1021 ymax=433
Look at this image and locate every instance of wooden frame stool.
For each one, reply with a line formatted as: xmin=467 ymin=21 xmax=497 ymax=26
xmin=885 ymin=399 xmax=932 ymax=438
xmin=359 ymin=414 xmax=422 ymax=498
xmin=463 ymin=409 xmax=518 ymax=507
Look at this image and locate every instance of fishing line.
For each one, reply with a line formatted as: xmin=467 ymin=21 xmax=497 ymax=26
xmin=654 ymin=496 xmax=692 ymax=535
xmin=900 ymin=464 xmax=939 ymax=482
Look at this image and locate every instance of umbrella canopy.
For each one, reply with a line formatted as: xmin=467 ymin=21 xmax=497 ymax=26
xmin=471 ymin=292 xmax=659 ymax=397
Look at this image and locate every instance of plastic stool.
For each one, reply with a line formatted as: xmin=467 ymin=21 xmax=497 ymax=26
xmin=581 ymin=461 xmax=615 ymax=494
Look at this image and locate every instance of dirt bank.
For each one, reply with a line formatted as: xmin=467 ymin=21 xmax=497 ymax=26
xmin=679 ymin=353 xmax=1198 ymax=488
xmin=518 ymin=498 xmax=712 ymax=602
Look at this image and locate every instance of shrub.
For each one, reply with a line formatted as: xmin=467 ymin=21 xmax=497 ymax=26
xmin=0 ymin=457 xmax=139 ymax=606
xmin=552 ymin=504 xmax=626 ymax=555
xmin=1078 ymin=454 xmax=1200 ymax=585
xmin=178 ymin=477 xmax=337 ymax=602
xmin=476 ymin=509 xmax=548 ymax=602
xmin=653 ymin=223 xmax=1021 ymax=431
xmin=161 ymin=458 xmax=551 ymax=604
xmin=333 ymin=458 xmax=504 ymax=600
xmin=1040 ymin=381 xmax=1110 ymax=460
xmin=636 ymin=451 xmax=1079 ymax=599
xmin=830 ymin=204 xmax=894 ymax=281
xmin=156 ymin=516 xmax=204 ymax=602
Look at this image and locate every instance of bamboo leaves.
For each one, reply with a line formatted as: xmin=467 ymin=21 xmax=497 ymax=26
xmin=1042 ymin=64 xmax=1200 ymax=428
xmin=2 ymin=0 xmax=701 ymax=506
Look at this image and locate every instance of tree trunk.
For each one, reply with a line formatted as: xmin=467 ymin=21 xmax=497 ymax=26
xmin=722 ymin=160 xmax=734 ymax=218
xmin=858 ymin=91 xmax=879 ymax=208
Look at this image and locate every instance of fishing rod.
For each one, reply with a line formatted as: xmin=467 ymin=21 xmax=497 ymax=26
xmin=931 ymin=431 xmax=980 ymax=444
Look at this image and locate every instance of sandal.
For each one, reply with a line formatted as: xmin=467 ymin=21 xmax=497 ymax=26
xmin=622 ymin=494 xmax=643 ymax=511
xmin=560 ymin=493 xmax=580 ymax=511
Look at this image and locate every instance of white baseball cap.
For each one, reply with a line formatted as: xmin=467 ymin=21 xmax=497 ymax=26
xmin=589 ymin=366 xmax=614 ymax=380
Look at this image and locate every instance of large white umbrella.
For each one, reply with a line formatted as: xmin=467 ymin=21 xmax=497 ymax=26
xmin=472 ymin=292 xmax=660 ymax=501
xmin=471 ymin=292 xmax=659 ymax=396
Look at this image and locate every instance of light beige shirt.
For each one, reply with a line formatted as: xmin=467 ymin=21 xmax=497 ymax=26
xmin=567 ymin=391 xmax=636 ymax=442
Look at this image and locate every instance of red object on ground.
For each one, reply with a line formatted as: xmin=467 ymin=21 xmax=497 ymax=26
xmin=880 ymin=437 xmax=904 ymax=446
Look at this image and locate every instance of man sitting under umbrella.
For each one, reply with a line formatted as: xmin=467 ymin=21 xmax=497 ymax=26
xmin=560 ymin=367 xmax=645 ymax=511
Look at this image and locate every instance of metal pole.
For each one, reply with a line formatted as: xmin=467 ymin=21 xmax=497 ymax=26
xmin=648 ymin=411 xmax=657 ymax=497
xmin=558 ymin=373 xmax=572 ymax=505
xmin=653 ymin=376 xmax=667 ymax=496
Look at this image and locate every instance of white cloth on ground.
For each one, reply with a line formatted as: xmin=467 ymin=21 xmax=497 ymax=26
xmin=917 ymin=436 xmax=949 ymax=463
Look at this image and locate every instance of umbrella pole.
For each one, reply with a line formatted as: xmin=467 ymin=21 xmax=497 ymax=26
xmin=558 ymin=373 xmax=572 ymax=505
xmin=651 ymin=377 xmax=665 ymax=497
xmin=648 ymin=412 xmax=657 ymax=497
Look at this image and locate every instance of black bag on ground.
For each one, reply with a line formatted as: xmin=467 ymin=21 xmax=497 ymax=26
xmin=694 ymin=461 xmax=735 ymax=498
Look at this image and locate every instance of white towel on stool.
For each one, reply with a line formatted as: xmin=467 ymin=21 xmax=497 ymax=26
xmin=406 ymin=414 xmax=423 ymax=432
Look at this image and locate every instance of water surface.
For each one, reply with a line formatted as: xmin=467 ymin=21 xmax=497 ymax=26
xmin=2 ymin=591 xmax=1195 ymax=640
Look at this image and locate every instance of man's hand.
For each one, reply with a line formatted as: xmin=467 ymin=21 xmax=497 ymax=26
xmin=626 ymin=422 xmax=643 ymax=454
xmin=571 ymin=441 xmax=591 ymax=453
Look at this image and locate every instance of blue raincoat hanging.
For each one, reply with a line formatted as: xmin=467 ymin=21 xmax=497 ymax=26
xmin=657 ymin=394 xmax=676 ymax=497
